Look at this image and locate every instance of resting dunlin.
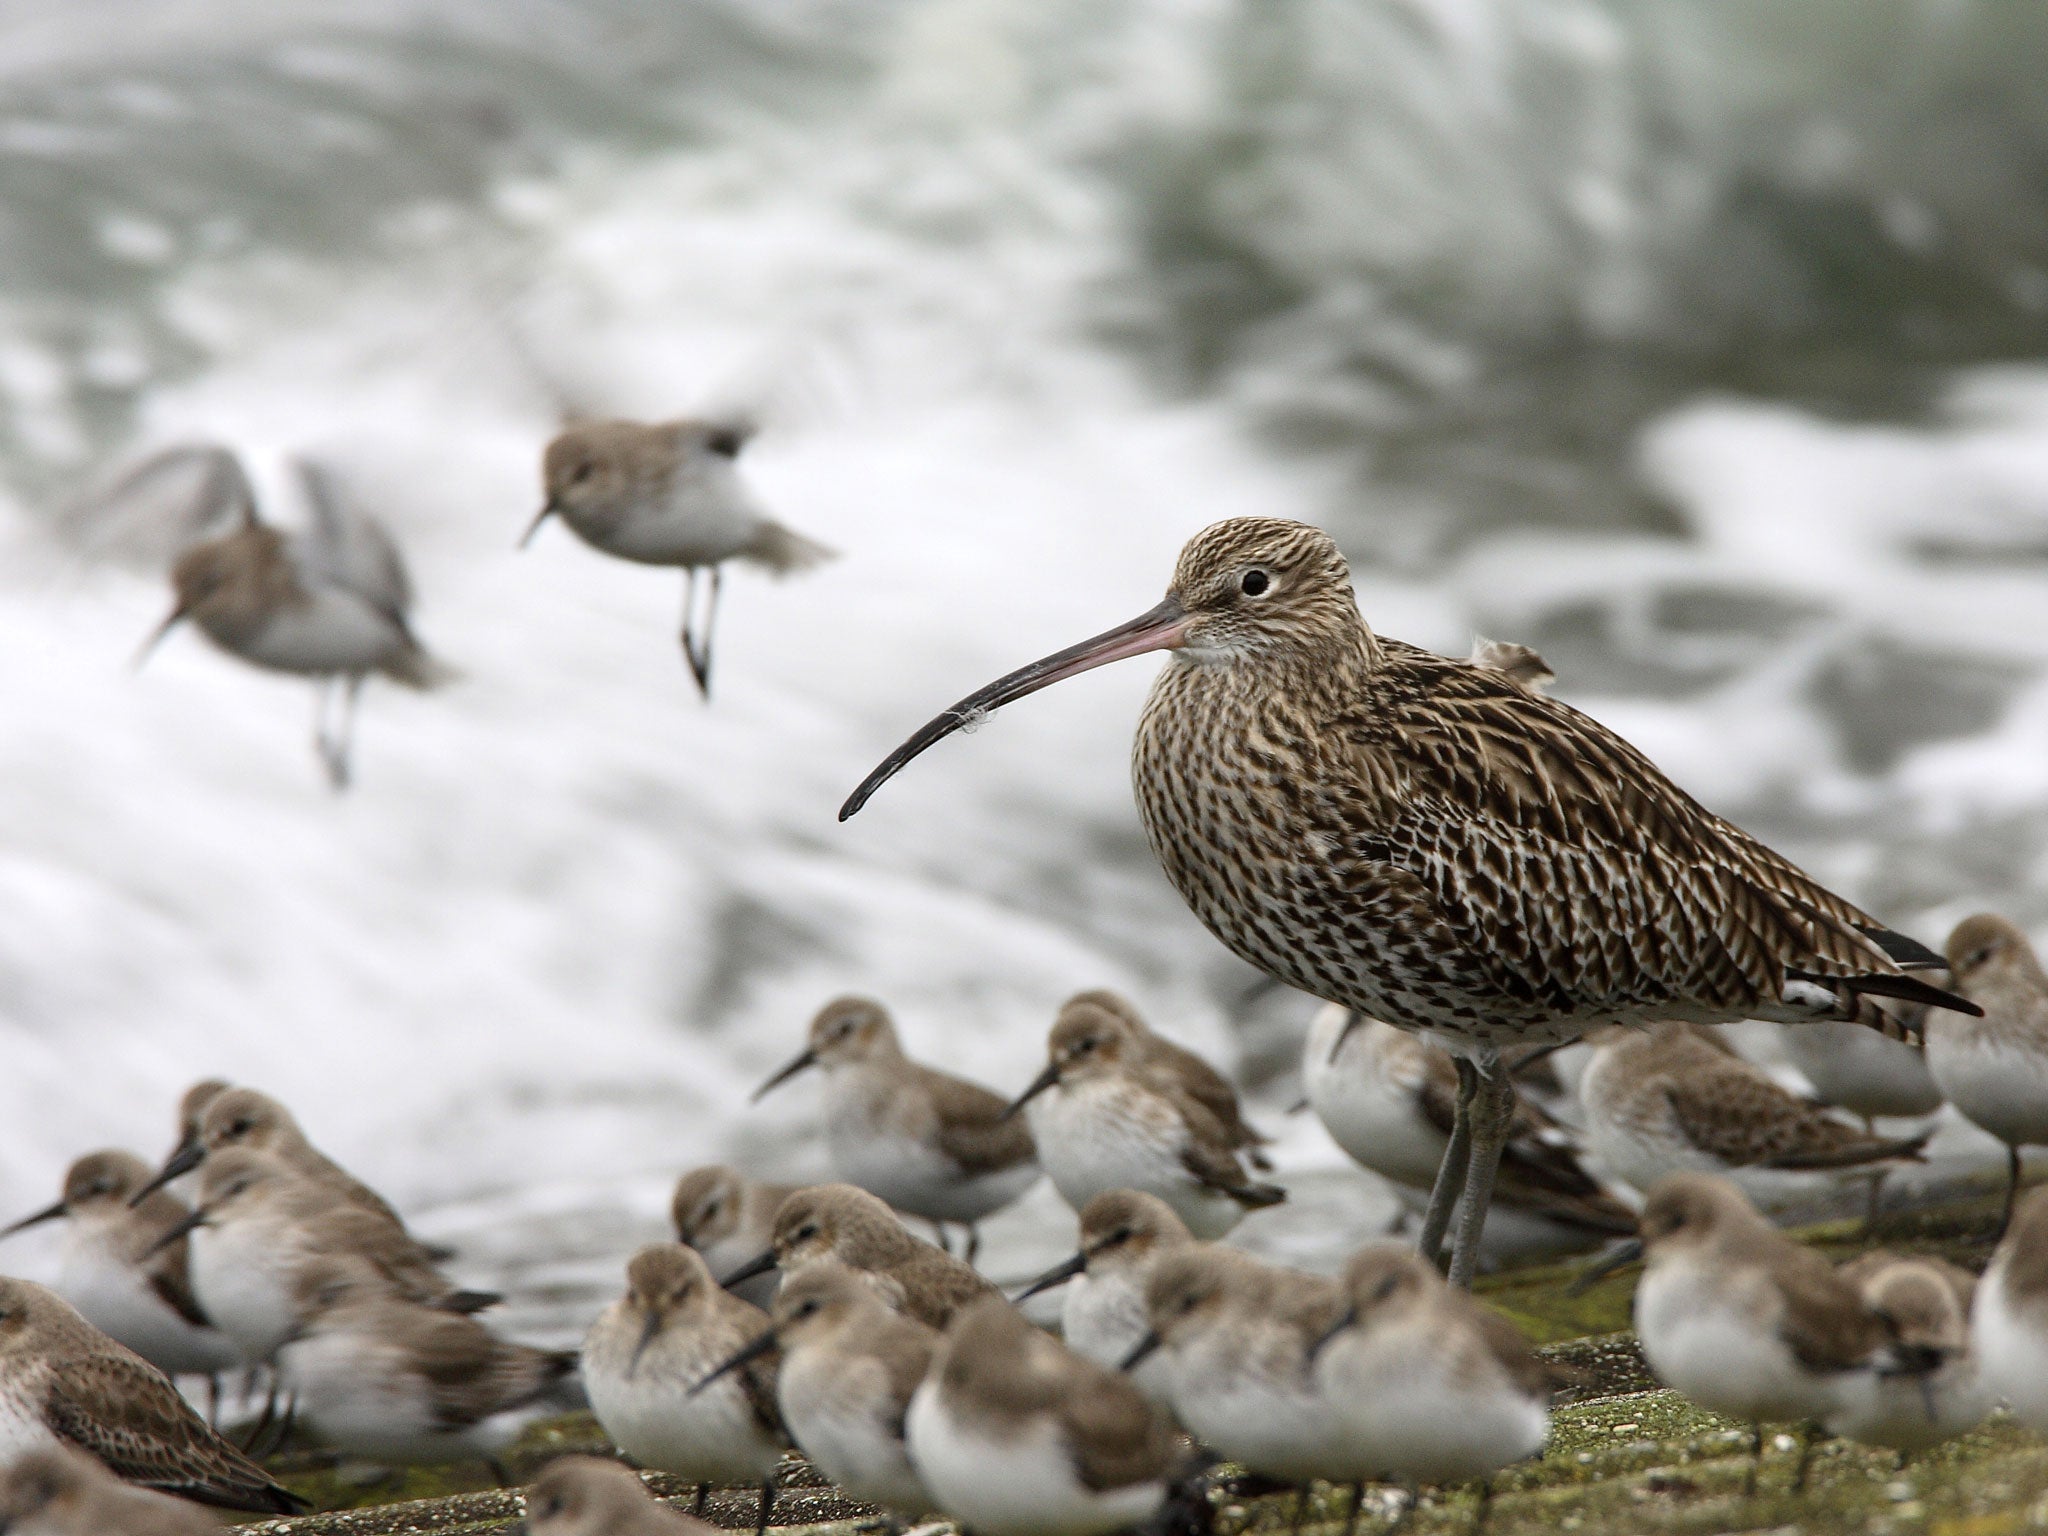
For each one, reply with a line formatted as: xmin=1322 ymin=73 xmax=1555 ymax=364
xmin=1924 ymin=914 xmax=2048 ymax=1234
xmin=523 ymin=1456 xmax=715 ymax=1536
xmin=0 ymin=1151 xmax=239 ymax=1383
xmin=698 ymin=1261 xmax=937 ymax=1518
xmin=139 ymin=1084 xmax=430 ymax=1248
xmin=1061 ymin=991 xmax=1270 ymax=1168
xmin=907 ymin=1296 xmax=1178 ymax=1536
xmin=0 ymin=1445 xmax=225 ymax=1535
xmin=1309 ymin=1244 xmax=1552 ymax=1491
xmin=1579 ymin=1024 xmax=1928 ymax=1214
xmin=1303 ymin=1007 xmax=1633 ymax=1261
xmin=583 ymin=1245 xmax=786 ymax=1531
xmin=156 ymin=1148 xmax=494 ymax=1365
xmin=719 ymin=1184 xmax=997 ymax=1330
xmin=1008 ymin=1006 xmax=1283 ymax=1239
xmin=672 ymin=1167 xmax=799 ymax=1310
xmin=525 ymin=417 xmax=833 ymax=696
xmin=275 ymin=1258 xmax=574 ymax=1471
xmin=128 ymin=446 xmax=450 ymax=790
xmin=1125 ymin=1248 xmax=1353 ymax=1490
xmin=752 ymin=997 xmax=1038 ymax=1260
xmin=1582 ymin=1174 xmax=1897 ymax=1494
xmin=1970 ymin=1185 xmax=2048 ymax=1433
xmin=1013 ymin=1189 xmax=1194 ymax=1400
xmin=1828 ymin=1252 xmax=1988 ymax=1453
xmin=0 ymin=1277 xmax=297 ymax=1512
xmin=840 ymin=516 xmax=1974 ymax=1286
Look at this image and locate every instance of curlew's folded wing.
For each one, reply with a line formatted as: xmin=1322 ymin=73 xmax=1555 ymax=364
xmin=1338 ymin=644 xmax=1964 ymax=1026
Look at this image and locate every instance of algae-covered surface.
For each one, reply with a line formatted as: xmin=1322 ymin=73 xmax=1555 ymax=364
xmin=228 ymin=1193 xmax=2048 ymax=1536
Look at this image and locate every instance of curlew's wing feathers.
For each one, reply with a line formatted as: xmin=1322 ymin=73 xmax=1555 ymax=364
xmin=1339 ymin=645 xmax=1968 ymax=1026
xmin=43 ymin=1352 xmax=294 ymax=1512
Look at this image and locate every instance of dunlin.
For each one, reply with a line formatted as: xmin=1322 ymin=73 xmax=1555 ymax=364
xmin=0 ymin=1445 xmax=225 ymax=1536
xmin=672 ymin=1167 xmax=799 ymax=1310
xmin=582 ymin=1244 xmax=786 ymax=1531
xmin=0 ymin=1277 xmax=297 ymax=1512
xmin=698 ymin=1260 xmax=937 ymax=1518
xmin=274 ymin=1258 xmax=575 ymax=1471
xmin=1124 ymin=1247 xmax=1353 ymax=1489
xmin=0 ymin=1151 xmax=239 ymax=1383
xmin=1778 ymin=1022 xmax=1942 ymax=1128
xmin=1969 ymin=1185 xmax=2048 ymax=1433
xmin=1007 ymin=1006 xmax=1283 ymax=1239
xmin=1303 ymin=1006 xmax=1633 ymax=1261
xmin=157 ymin=1148 xmax=493 ymax=1366
xmin=526 ymin=417 xmax=834 ymax=696
xmin=132 ymin=447 xmax=450 ymax=790
xmin=523 ymin=1456 xmax=714 ymax=1536
xmin=906 ymin=1295 xmax=1178 ymax=1536
xmin=1923 ymin=914 xmax=2048 ymax=1233
xmin=1827 ymin=1252 xmax=1988 ymax=1453
xmin=719 ymin=1184 xmax=998 ymax=1330
xmin=1583 ymin=1173 xmax=1893 ymax=1493
xmin=1061 ymin=991 xmax=1270 ymax=1168
xmin=140 ymin=1084 xmax=429 ymax=1248
xmin=840 ymin=516 xmax=1973 ymax=1286
xmin=752 ymin=997 xmax=1039 ymax=1260
xmin=1308 ymin=1243 xmax=1552 ymax=1491
xmin=1578 ymin=1024 xmax=1928 ymax=1214
xmin=1012 ymin=1188 xmax=1194 ymax=1400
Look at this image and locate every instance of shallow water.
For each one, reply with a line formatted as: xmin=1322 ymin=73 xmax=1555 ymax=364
xmin=0 ymin=0 xmax=2044 ymax=1343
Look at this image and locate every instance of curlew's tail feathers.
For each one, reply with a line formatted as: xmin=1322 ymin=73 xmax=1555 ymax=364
xmin=741 ymin=518 xmax=836 ymax=576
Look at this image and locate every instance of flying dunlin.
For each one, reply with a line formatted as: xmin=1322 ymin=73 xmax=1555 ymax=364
xmin=522 ymin=1456 xmax=716 ymax=1536
xmin=0 ymin=1445 xmax=225 ymax=1536
xmin=906 ymin=1295 xmax=1178 ymax=1536
xmin=1007 ymin=1005 xmax=1282 ymax=1239
xmin=582 ymin=1244 xmax=786 ymax=1532
xmin=752 ymin=996 xmax=1038 ymax=1260
xmin=526 ymin=417 xmax=833 ymax=696
xmin=718 ymin=1184 xmax=998 ymax=1330
xmin=840 ymin=517 xmax=1974 ymax=1286
xmin=0 ymin=1151 xmax=239 ymax=1384
xmin=672 ymin=1166 xmax=800 ymax=1310
xmin=129 ymin=446 xmax=450 ymax=790
xmin=1578 ymin=1024 xmax=1929 ymax=1216
xmin=0 ymin=1277 xmax=298 ymax=1513
xmin=1923 ymin=914 xmax=2048 ymax=1234
xmin=697 ymin=1261 xmax=938 ymax=1519
xmin=1303 ymin=1006 xmax=1633 ymax=1261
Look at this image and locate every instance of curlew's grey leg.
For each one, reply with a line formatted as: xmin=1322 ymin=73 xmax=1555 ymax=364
xmin=1446 ymin=1052 xmax=1513 ymax=1290
xmin=1416 ymin=1056 xmax=1477 ymax=1270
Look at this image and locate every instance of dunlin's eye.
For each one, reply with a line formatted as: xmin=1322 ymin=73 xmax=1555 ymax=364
xmin=707 ymin=428 xmax=745 ymax=458
xmin=1240 ymin=569 xmax=1270 ymax=597
xmin=1373 ymin=1274 xmax=1400 ymax=1303
xmin=570 ymin=462 xmax=594 ymax=484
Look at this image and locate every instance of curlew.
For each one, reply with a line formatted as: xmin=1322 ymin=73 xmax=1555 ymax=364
xmin=842 ymin=517 xmax=1973 ymax=1285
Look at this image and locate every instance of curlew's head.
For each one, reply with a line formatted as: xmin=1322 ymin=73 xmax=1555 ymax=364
xmin=840 ymin=517 xmax=1361 ymax=818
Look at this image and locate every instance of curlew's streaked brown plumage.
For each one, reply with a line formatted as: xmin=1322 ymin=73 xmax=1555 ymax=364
xmin=841 ymin=516 xmax=1975 ymax=1286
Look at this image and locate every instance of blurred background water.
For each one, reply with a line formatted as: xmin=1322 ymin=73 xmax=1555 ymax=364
xmin=1 ymin=0 xmax=2045 ymax=1343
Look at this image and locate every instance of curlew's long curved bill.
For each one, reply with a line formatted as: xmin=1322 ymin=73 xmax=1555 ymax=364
xmin=839 ymin=595 xmax=1189 ymax=820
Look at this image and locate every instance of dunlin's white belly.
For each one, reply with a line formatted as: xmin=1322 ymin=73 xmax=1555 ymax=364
xmin=58 ymin=1237 xmax=239 ymax=1377
xmin=238 ymin=588 xmax=406 ymax=677
xmin=1972 ymin=1268 xmax=2048 ymax=1432
xmin=1637 ymin=1264 xmax=1851 ymax=1424
xmin=778 ymin=1352 xmax=929 ymax=1514
xmin=1027 ymin=1083 xmax=1242 ymax=1239
xmin=1320 ymin=1330 xmax=1547 ymax=1483
xmin=1926 ymin=1028 xmax=2048 ymax=1151
xmin=190 ymin=1225 xmax=298 ymax=1363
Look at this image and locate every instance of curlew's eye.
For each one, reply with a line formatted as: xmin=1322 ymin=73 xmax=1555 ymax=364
xmin=1239 ymin=569 xmax=1270 ymax=598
